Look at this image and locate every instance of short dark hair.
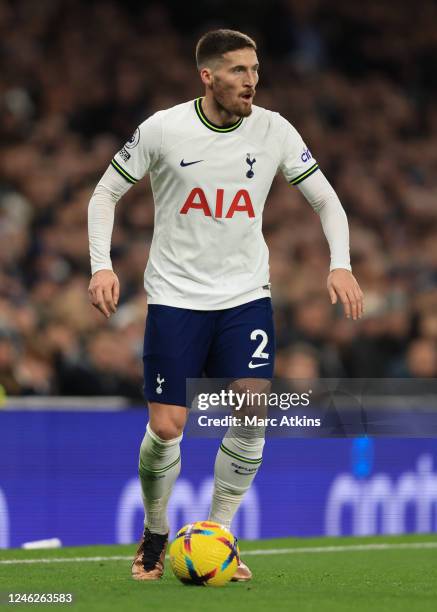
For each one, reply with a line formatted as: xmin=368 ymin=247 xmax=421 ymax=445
xmin=196 ymin=29 xmax=257 ymax=69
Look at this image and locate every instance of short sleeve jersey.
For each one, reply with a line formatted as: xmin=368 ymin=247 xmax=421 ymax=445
xmin=111 ymin=99 xmax=319 ymax=310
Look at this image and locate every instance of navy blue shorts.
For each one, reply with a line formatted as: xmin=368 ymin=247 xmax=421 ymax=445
xmin=143 ymin=297 xmax=275 ymax=406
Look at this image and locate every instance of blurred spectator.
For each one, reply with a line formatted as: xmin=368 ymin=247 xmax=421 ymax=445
xmin=389 ymin=338 xmax=437 ymax=378
xmin=0 ymin=334 xmax=21 ymax=395
xmin=278 ymin=343 xmax=321 ymax=380
xmin=56 ymin=329 xmax=143 ymax=398
xmin=1 ymin=0 xmax=437 ymax=399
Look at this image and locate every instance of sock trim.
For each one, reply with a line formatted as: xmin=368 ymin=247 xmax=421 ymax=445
xmin=219 ymin=443 xmax=262 ymax=465
xmin=146 ymin=423 xmax=183 ymax=446
xmin=139 ymin=455 xmax=181 ymax=475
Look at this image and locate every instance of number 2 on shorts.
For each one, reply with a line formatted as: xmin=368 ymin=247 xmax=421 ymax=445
xmin=250 ymin=329 xmax=269 ymax=361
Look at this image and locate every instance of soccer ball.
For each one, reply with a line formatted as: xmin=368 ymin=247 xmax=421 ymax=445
xmin=169 ymin=521 xmax=239 ymax=586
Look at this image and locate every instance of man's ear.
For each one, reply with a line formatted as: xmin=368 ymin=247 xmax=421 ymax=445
xmin=199 ymin=67 xmax=213 ymax=88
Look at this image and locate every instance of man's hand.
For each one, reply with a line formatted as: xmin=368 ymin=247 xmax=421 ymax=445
xmin=88 ymin=269 xmax=120 ymax=319
xmin=327 ymin=268 xmax=364 ymax=320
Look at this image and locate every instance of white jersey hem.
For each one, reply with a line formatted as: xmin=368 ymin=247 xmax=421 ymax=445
xmin=146 ymin=286 xmax=271 ymax=311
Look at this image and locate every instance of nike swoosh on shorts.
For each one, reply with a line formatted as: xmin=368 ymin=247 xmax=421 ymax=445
xmin=248 ymin=362 xmax=270 ymax=369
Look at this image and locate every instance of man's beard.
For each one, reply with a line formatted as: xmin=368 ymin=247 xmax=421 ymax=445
xmin=235 ymin=102 xmax=253 ymax=118
xmin=213 ymin=89 xmax=254 ymax=119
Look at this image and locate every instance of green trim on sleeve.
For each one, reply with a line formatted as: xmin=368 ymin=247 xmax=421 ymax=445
xmin=111 ymin=158 xmax=138 ymax=184
xmin=289 ymin=162 xmax=319 ymax=185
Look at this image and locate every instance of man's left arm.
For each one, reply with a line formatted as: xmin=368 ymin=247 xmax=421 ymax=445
xmin=297 ymin=171 xmax=364 ymax=320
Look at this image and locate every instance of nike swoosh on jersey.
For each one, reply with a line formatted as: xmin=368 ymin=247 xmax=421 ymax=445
xmin=248 ymin=361 xmax=270 ymax=369
xmin=180 ymin=159 xmax=204 ymax=167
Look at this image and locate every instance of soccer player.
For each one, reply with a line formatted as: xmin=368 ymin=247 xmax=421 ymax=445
xmin=88 ymin=29 xmax=363 ymax=582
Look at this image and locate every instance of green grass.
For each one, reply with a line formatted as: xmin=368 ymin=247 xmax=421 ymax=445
xmin=1 ymin=535 xmax=437 ymax=612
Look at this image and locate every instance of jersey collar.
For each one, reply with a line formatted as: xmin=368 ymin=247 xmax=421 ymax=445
xmin=194 ymin=98 xmax=243 ymax=133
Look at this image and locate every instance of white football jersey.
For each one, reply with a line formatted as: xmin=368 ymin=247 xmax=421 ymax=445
xmin=110 ymin=98 xmax=319 ymax=310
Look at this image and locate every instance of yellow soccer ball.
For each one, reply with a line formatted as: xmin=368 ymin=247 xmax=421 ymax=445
xmin=169 ymin=521 xmax=239 ymax=586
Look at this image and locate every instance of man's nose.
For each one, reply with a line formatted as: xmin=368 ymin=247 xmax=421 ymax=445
xmin=244 ymin=71 xmax=256 ymax=88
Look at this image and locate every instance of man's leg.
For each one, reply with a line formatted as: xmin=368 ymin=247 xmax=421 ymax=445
xmin=133 ymin=303 xmax=213 ymax=580
xmin=208 ymin=380 xmax=268 ymax=582
xmin=208 ymin=379 xmax=267 ymax=529
xmin=206 ymin=298 xmax=275 ymax=581
xmin=139 ymin=402 xmax=188 ymax=535
xmin=209 ymin=425 xmax=265 ymax=526
xmin=132 ymin=402 xmax=188 ymax=581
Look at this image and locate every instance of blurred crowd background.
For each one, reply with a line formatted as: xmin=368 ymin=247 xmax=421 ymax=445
xmin=1 ymin=0 xmax=437 ymax=400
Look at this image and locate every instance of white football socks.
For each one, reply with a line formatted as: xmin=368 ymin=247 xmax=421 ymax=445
xmin=138 ymin=423 xmax=182 ymax=535
xmin=209 ymin=424 xmax=265 ymax=529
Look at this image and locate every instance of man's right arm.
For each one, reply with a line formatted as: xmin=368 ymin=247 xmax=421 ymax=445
xmin=87 ymin=112 xmax=162 ymax=318
xmin=87 ymin=165 xmax=133 ymax=318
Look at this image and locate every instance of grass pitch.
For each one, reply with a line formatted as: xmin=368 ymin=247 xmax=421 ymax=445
xmin=1 ymin=535 xmax=437 ymax=612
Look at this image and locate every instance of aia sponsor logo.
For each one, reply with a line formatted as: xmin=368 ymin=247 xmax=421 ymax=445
xmin=180 ymin=188 xmax=255 ymax=218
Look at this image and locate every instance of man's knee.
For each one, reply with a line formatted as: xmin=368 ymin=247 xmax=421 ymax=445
xmin=148 ymin=403 xmax=188 ymax=440
xmin=229 ymin=378 xmax=271 ymax=419
xmin=149 ymin=422 xmax=183 ymax=441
